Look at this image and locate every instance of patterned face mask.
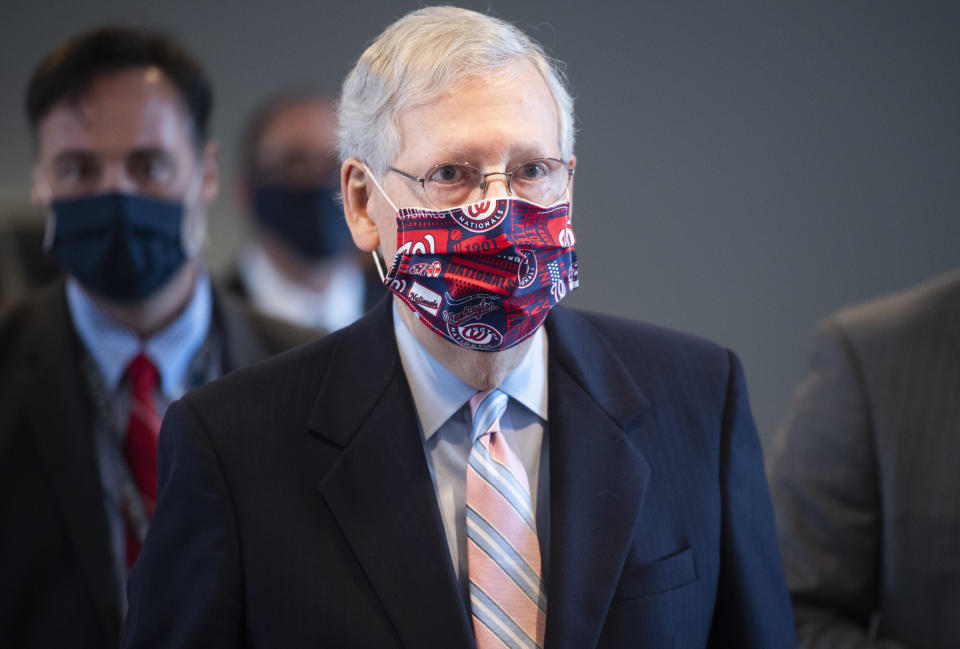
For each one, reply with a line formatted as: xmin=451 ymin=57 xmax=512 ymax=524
xmin=367 ymin=167 xmax=579 ymax=351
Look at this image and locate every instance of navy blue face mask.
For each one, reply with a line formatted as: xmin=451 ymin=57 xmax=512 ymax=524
xmin=48 ymin=192 xmax=189 ymax=303
xmin=252 ymin=184 xmax=353 ymax=260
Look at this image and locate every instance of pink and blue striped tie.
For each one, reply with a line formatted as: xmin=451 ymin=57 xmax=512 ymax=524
xmin=466 ymin=389 xmax=546 ymax=649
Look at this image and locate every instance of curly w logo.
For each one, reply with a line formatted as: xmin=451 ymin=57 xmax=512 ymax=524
xmin=467 ymin=201 xmax=494 ymax=219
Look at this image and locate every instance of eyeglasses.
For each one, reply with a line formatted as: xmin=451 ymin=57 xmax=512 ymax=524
xmin=389 ymin=158 xmax=574 ymax=209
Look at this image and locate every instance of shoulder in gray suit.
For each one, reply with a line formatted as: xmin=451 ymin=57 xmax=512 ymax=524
xmin=769 ymin=269 xmax=960 ymax=649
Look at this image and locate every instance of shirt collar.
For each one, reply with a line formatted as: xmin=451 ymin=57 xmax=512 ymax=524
xmin=392 ymin=300 xmax=548 ymax=440
xmin=66 ymin=270 xmax=213 ymax=399
xmin=240 ymin=242 xmax=365 ymax=331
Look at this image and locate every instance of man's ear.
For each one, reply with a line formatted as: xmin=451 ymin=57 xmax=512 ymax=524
xmin=199 ymin=139 xmax=220 ymax=205
xmin=30 ymin=163 xmax=50 ymax=205
xmin=341 ymin=158 xmax=380 ymax=252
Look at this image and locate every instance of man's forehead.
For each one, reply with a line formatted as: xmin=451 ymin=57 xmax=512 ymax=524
xmin=393 ymin=63 xmax=562 ymax=166
xmin=37 ymin=67 xmax=193 ymax=155
xmin=413 ymin=140 xmax=556 ymax=165
xmin=269 ymin=98 xmax=336 ymax=127
xmin=260 ymin=101 xmax=336 ymax=149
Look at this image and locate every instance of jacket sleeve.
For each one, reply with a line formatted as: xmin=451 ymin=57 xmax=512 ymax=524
xmin=767 ymin=322 xmax=909 ymax=649
xmin=121 ymin=398 xmax=243 ymax=649
xmin=707 ymin=351 xmax=797 ymax=648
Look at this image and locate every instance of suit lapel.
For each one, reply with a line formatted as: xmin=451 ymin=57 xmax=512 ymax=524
xmin=543 ymin=307 xmax=651 ymax=649
xmin=309 ymin=298 xmax=475 ymax=649
xmin=20 ymin=283 xmax=119 ymax=640
xmin=307 ymin=301 xmax=652 ymax=648
xmin=211 ymin=288 xmax=269 ymax=372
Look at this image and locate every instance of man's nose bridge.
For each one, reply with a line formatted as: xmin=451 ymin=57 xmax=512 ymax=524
xmin=481 ymin=171 xmax=512 ymax=197
xmin=100 ymin=162 xmax=136 ymax=194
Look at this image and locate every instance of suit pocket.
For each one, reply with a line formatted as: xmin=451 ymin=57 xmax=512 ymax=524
xmin=612 ymin=546 xmax=697 ymax=601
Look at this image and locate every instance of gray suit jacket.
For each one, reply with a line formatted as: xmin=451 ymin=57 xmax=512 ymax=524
xmin=768 ymin=269 xmax=960 ymax=649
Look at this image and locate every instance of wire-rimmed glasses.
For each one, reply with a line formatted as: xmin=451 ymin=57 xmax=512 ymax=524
xmin=389 ymin=157 xmax=573 ymax=209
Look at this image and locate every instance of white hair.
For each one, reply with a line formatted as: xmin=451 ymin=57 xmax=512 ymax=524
xmin=338 ymin=6 xmax=575 ymax=175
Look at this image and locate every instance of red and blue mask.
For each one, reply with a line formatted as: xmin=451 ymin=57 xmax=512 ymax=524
xmin=369 ymin=172 xmax=579 ymax=351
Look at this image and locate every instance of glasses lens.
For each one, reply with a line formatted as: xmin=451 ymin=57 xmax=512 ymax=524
xmin=510 ymin=158 xmax=570 ymax=205
xmin=423 ymin=163 xmax=483 ymax=208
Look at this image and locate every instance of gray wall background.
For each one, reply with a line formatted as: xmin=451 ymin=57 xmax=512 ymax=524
xmin=2 ymin=0 xmax=958 ymax=444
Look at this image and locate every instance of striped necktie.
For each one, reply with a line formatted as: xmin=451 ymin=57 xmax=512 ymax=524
xmin=466 ymin=389 xmax=546 ymax=649
xmin=124 ymin=352 xmax=160 ymax=568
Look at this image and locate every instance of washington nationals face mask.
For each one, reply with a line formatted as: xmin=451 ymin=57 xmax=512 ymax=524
xmin=367 ymin=168 xmax=579 ymax=352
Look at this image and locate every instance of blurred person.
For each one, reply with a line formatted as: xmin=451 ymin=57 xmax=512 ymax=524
xmin=225 ymin=91 xmax=383 ymax=331
xmin=0 ymin=26 xmax=312 ymax=649
xmin=0 ymin=209 xmax=60 ymax=313
xmin=123 ymin=7 xmax=794 ymax=648
xmin=769 ymin=269 xmax=960 ymax=648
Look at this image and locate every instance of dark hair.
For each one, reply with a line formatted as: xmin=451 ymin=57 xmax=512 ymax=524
xmin=26 ymin=25 xmax=213 ymax=147
xmin=240 ymin=88 xmax=333 ymax=178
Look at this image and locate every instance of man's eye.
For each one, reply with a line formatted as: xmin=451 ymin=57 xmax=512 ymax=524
xmin=129 ymin=154 xmax=174 ymax=182
xmin=55 ymin=158 xmax=98 ymax=182
xmin=516 ymin=161 xmax=548 ymax=181
xmin=428 ymin=164 xmax=469 ymax=184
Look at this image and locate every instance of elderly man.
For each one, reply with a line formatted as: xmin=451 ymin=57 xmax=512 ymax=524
xmin=122 ymin=7 xmax=794 ymax=648
xmin=0 ymin=26 xmax=311 ymax=649
xmin=224 ymin=91 xmax=382 ymax=331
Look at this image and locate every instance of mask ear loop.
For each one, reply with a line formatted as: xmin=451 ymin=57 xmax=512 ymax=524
xmin=180 ymin=171 xmax=208 ymax=258
xmin=361 ymin=163 xmax=399 ymax=282
xmin=36 ymin=179 xmax=58 ymax=253
xmin=371 ymin=247 xmax=386 ymax=282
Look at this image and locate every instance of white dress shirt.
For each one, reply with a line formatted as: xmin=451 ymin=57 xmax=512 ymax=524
xmin=239 ymin=242 xmax=366 ymax=332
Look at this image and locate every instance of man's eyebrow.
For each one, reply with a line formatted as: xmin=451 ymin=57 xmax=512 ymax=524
xmin=51 ymin=149 xmax=97 ymax=164
xmin=51 ymin=147 xmax=174 ymax=164
xmin=506 ymin=147 xmax=557 ymax=164
xmin=427 ymin=144 xmax=557 ymax=167
xmin=423 ymin=147 xmax=476 ymax=164
xmin=126 ymin=146 xmax=174 ymax=159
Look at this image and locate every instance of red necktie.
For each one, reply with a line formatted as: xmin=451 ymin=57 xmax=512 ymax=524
xmin=123 ymin=353 xmax=160 ymax=568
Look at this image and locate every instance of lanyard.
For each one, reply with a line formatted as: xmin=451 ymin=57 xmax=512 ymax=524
xmin=80 ymin=334 xmax=214 ymax=543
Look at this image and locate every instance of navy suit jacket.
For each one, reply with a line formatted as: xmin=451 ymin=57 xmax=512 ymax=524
xmin=122 ymin=298 xmax=794 ymax=648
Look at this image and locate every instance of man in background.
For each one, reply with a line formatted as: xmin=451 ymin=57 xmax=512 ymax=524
xmin=770 ymin=269 xmax=960 ymax=648
xmin=0 ymin=26 xmax=311 ymax=649
xmin=225 ymin=91 xmax=382 ymax=331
